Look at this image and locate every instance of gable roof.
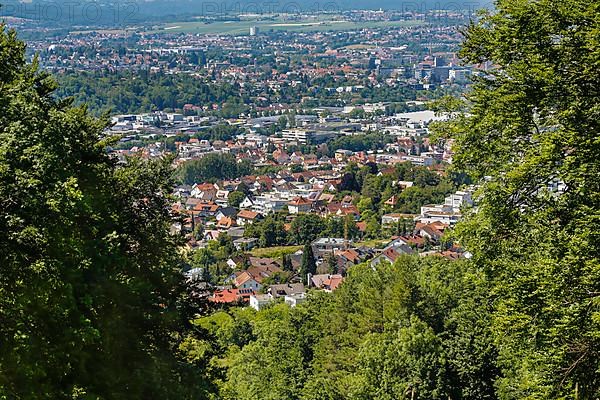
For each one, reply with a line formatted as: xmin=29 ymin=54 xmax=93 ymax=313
xmin=234 ymin=271 xmax=259 ymax=287
xmin=208 ymin=288 xmax=254 ymax=303
xmin=218 ymin=207 xmax=238 ymax=217
xmin=234 ymin=262 xmax=283 ymax=287
xmin=217 ymin=216 xmax=234 ymax=228
xmin=385 ymin=195 xmax=399 ymax=206
xmin=311 ymin=274 xmax=344 ymax=291
xmin=419 ymin=224 xmax=445 ymax=240
xmin=288 ymin=196 xmax=311 ymax=206
xmin=193 ymin=202 xmax=220 ymax=213
xmin=382 ymin=247 xmax=402 ymax=263
xmin=237 ymin=209 xmax=261 ymax=220
xmin=337 ymin=249 xmax=361 ymax=263
xmin=269 ymin=283 xmax=305 ymax=298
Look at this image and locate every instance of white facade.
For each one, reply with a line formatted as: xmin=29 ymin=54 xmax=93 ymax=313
xmin=401 ymin=155 xmax=434 ymax=167
xmin=444 ymin=190 xmax=473 ymax=212
xmin=284 ymin=293 xmax=307 ymax=307
xmin=250 ymin=294 xmax=272 ymax=311
xmin=281 ymin=129 xmax=315 ymax=144
xmin=417 ymin=188 xmax=475 ymax=225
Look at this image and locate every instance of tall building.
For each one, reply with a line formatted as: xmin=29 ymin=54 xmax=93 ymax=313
xmin=281 ymin=129 xmax=315 ymax=144
xmin=249 ymin=26 xmax=259 ymax=36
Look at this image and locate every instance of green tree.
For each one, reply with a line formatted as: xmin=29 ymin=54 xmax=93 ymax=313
xmin=228 ymin=190 xmax=246 ymax=208
xmin=244 ymin=215 xmax=288 ymax=248
xmin=353 ymin=317 xmax=446 ymax=400
xmin=220 ymin=305 xmax=312 ymax=400
xmin=282 ymin=254 xmax=294 ymax=272
xmin=177 ymin=153 xmax=252 ymax=184
xmin=216 ymin=233 xmax=235 ymax=257
xmin=299 ymin=245 xmax=317 ymax=285
xmin=356 ymin=197 xmax=375 ymax=214
xmin=436 ymin=1 xmax=600 ymax=397
xmin=290 ymin=164 xmax=304 ymax=173
xmin=258 ymin=216 xmax=287 ymax=248
xmin=0 ymin=25 xmax=205 ymax=398
xmin=326 ymin=253 xmax=338 ymax=274
xmin=343 ymin=214 xmax=359 ymax=241
xmin=193 ymin=248 xmax=216 ymax=270
xmin=289 ymin=214 xmax=326 ymax=245
xmin=364 ymin=215 xmax=382 ymax=239
xmin=189 ymin=256 xmax=498 ymax=399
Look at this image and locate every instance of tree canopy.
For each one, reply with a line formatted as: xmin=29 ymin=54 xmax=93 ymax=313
xmin=0 ymin=24 xmax=205 ymax=398
xmin=3 ymin=0 xmax=600 ymax=397
xmin=435 ymin=0 xmax=600 ymax=397
xmin=186 ymin=257 xmax=498 ymax=400
xmin=177 ymin=153 xmax=253 ymax=184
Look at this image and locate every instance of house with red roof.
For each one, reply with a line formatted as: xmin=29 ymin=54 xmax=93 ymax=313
xmin=208 ymin=288 xmax=255 ymax=304
xmin=236 ymin=209 xmax=263 ymax=226
xmin=310 ymin=274 xmax=344 ymax=292
xmin=288 ymin=196 xmax=312 ymax=214
xmin=371 ymin=237 xmax=415 ymax=266
xmin=384 ymin=195 xmax=399 ymax=207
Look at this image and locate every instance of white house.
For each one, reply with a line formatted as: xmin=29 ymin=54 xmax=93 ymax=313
xmin=284 ymin=293 xmax=307 ymax=307
xmin=288 ymin=196 xmax=312 ymax=214
xmin=236 ymin=210 xmax=262 ymax=226
xmin=250 ymin=294 xmax=273 ymax=311
xmin=239 ymin=196 xmax=255 ymax=209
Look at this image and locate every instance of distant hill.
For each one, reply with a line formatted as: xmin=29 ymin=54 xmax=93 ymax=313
xmin=1 ymin=0 xmax=493 ymax=28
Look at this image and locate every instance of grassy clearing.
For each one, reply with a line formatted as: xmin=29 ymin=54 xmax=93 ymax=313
xmin=250 ymin=245 xmax=303 ymax=259
xmin=152 ymin=19 xmax=425 ymax=35
xmin=355 ymin=238 xmax=389 ymax=249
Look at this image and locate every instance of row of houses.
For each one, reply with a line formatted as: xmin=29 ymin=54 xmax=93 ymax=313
xmin=208 ymin=273 xmax=344 ymax=310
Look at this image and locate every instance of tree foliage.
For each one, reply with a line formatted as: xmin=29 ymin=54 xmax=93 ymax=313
xmin=185 ymin=257 xmax=498 ymax=399
xmin=0 ymin=24 xmax=205 ymax=398
xmin=289 ymin=214 xmax=327 ymax=245
xmin=299 ymin=244 xmax=317 ymax=284
xmin=435 ymin=1 xmax=600 ymax=397
xmin=177 ymin=153 xmax=253 ymax=184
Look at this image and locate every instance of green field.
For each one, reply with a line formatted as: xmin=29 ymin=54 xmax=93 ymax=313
xmin=249 ymin=245 xmax=303 ymax=258
xmin=154 ymin=18 xmax=425 ymax=35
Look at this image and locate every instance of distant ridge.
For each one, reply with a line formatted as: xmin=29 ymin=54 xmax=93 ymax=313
xmin=1 ymin=0 xmax=493 ymax=27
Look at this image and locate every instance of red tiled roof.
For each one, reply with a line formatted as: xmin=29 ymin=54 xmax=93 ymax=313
xmin=325 ymin=275 xmax=344 ymax=291
xmin=385 ymin=195 xmax=399 ymax=206
xmin=217 ymin=217 xmax=234 ymax=228
xmin=194 ymin=183 xmax=216 ymax=191
xmin=193 ymin=202 xmax=220 ymax=212
xmin=238 ymin=210 xmax=260 ymax=220
xmin=208 ymin=289 xmax=253 ymax=304
xmin=383 ymin=247 xmax=401 ymax=263
xmin=289 ymin=196 xmax=311 ymax=206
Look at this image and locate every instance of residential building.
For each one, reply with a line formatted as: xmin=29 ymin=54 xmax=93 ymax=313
xmin=310 ymin=274 xmax=344 ymax=292
xmin=284 ymin=293 xmax=307 ymax=307
xmin=236 ymin=209 xmax=262 ymax=226
xmin=312 ymin=238 xmax=348 ymax=258
xmin=250 ymin=294 xmax=273 ymax=310
xmin=288 ymin=196 xmax=312 ymax=214
xmin=268 ymin=283 xmax=305 ymax=299
xmin=281 ymin=129 xmax=316 ymax=144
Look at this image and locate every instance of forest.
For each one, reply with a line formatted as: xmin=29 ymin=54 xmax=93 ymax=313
xmin=53 ymin=68 xmax=428 ymax=116
xmin=54 ymin=70 xmax=248 ymax=116
xmin=1 ymin=0 xmax=600 ymax=398
xmin=187 ymin=257 xmax=497 ymax=399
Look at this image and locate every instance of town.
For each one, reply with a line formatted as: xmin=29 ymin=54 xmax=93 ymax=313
xmin=3 ymin=0 xmax=593 ymax=398
xmin=8 ymin=9 xmax=485 ymax=309
xmin=110 ymin=103 xmax=477 ymax=309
